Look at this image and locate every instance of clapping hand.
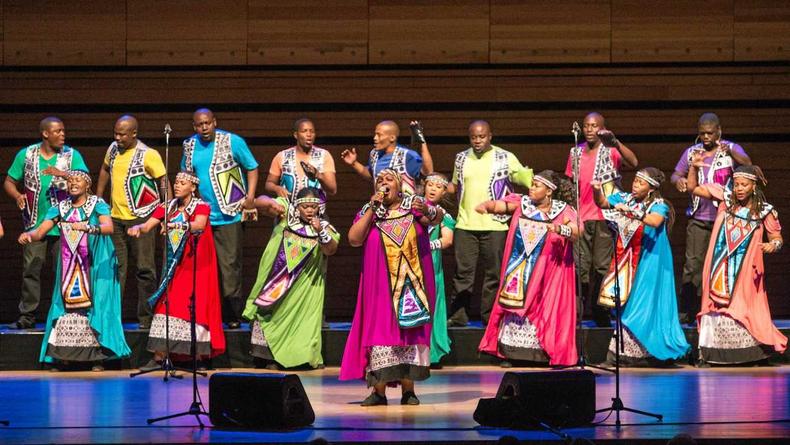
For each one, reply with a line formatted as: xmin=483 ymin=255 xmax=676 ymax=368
xmin=340 ymin=148 xmax=358 ymax=166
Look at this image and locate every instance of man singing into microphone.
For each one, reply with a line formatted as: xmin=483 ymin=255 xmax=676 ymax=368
xmin=96 ymin=115 xmax=169 ymax=329
xmin=565 ymin=112 xmax=638 ymax=327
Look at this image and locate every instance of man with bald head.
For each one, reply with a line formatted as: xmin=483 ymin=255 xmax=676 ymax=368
xmin=182 ymin=108 xmax=259 ymax=329
xmin=96 ymin=115 xmax=168 ymax=329
xmin=446 ymin=120 xmax=533 ymax=328
xmin=4 ymin=117 xmax=88 ymax=329
xmin=565 ymin=112 xmax=638 ymax=327
xmin=340 ymin=120 xmax=433 ymax=195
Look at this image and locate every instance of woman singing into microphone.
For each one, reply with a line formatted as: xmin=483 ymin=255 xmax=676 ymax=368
xmin=340 ymin=168 xmax=443 ymax=406
xmin=243 ymin=186 xmax=339 ymax=370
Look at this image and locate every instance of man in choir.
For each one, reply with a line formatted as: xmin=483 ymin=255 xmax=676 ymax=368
xmin=565 ymin=112 xmax=638 ymax=327
xmin=96 ymin=115 xmax=168 ymax=329
xmin=446 ymin=120 xmax=533 ymax=326
xmin=670 ymin=113 xmax=750 ymax=324
xmin=181 ymin=108 xmax=260 ymax=329
xmin=4 ymin=117 xmax=88 ymax=329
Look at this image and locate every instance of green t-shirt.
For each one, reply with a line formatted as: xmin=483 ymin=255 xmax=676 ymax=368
xmin=7 ymin=144 xmax=88 ymax=235
xmin=451 ymin=146 xmax=532 ymax=231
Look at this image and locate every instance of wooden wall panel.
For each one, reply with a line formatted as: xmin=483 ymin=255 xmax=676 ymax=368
xmin=368 ymin=0 xmax=489 ymax=64
xmin=611 ymin=0 xmax=734 ymax=62
xmin=0 ymin=0 xmax=4 ymax=66
xmin=126 ymin=0 xmax=247 ymax=65
xmin=2 ymin=0 xmax=125 ymax=66
xmin=490 ymin=0 xmax=611 ymax=64
xmin=247 ymin=0 xmax=368 ymax=65
xmin=734 ymin=1 xmax=790 ymax=61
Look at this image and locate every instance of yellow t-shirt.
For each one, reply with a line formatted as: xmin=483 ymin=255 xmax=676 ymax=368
xmin=451 ymin=146 xmax=533 ymax=231
xmin=104 ymin=144 xmax=167 ymax=220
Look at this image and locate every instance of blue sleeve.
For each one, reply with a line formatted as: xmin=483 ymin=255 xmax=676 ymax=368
xmin=406 ymin=149 xmax=423 ymax=179
xmin=43 ymin=205 xmax=59 ymax=221
xmin=95 ymin=199 xmax=111 ymax=216
xmin=179 ymin=147 xmax=187 ymax=170
xmin=231 ymin=134 xmax=259 ymax=170
xmin=607 ymin=192 xmax=627 ymax=207
xmin=649 ymin=201 xmax=670 ymax=218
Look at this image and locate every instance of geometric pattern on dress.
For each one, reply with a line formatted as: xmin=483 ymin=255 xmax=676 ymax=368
xmin=150 ymin=314 xmax=210 ymax=344
xmin=183 ymin=131 xmax=246 ymax=216
xmin=393 ymin=267 xmax=431 ymax=328
xmin=498 ymin=212 xmax=547 ymax=309
xmin=58 ymin=200 xmax=97 ymax=310
xmin=368 ymin=345 xmax=430 ymax=372
xmin=608 ymin=326 xmax=652 ymax=359
xmin=109 ymin=141 xmax=161 ymax=218
xmin=498 ymin=312 xmax=544 ymax=350
xmin=598 ymin=233 xmax=642 ymax=308
xmin=377 ymin=213 xmax=414 ymax=247
xmin=710 ymin=207 xmax=757 ymax=306
xmin=698 ymin=313 xmax=760 ymax=350
xmin=47 ymin=313 xmax=100 ymax=348
xmin=22 ymin=143 xmax=73 ymax=229
xmin=283 ymin=230 xmax=317 ymax=272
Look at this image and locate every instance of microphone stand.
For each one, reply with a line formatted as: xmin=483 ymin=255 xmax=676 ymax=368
xmin=595 ymin=222 xmax=662 ymax=429
xmin=131 ymin=123 xmax=186 ymax=381
xmin=556 ymin=122 xmax=611 ymax=374
xmin=148 ymin=230 xmax=209 ymax=427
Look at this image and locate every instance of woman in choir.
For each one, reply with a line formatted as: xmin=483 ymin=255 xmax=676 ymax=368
xmin=243 ymin=187 xmax=339 ymax=370
xmin=477 ymin=170 xmax=579 ymax=367
xmin=128 ymin=171 xmax=225 ymax=369
xmin=340 ymin=168 xmax=443 ymax=406
xmin=687 ymin=162 xmax=786 ymax=365
xmin=420 ymin=173 xmax=455 ymax=367
xmin=592 ymin=167 xmax=690 ymax=365
xmin=19 ymin=170 xmax=130 ymax=371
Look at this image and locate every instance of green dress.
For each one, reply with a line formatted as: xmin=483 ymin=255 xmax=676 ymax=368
xmin=243 ymin=197 xmax=340 ymax=368
xmin=429 ymin=213 xmax=456 ymax=363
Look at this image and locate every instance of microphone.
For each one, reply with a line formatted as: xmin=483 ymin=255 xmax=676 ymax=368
xmin=164 ymin=123 xmax=172 ymax=145
xmin=571 ymin=121 xmax=581 ymax=137
xmin=376 ymin=186 xmax=389 ymax=198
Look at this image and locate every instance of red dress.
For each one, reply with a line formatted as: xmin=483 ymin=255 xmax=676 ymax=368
xmin=148 ymin=201 xmax=225 ymax=358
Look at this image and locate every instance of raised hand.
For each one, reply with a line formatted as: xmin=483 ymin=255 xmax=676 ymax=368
xmin=597 ymin=129 xmax=618 ymax=146
xmin=301 ymin=161 xmax=318 ymax=179
xmin=410 ymin=120 xmax=426 ymax=144
xmin=691 ymin=152 xmax=706 ymax=169
xmin=340 ymin=148 xmax=358 ymax=166
xmin=590 ymin=180 xmax=602 ymax=191
xmin=411 ymin=196 xmax=427 ymax=213
xmin=310 ymin=216 xmax=322 ymax=231
xmin=42 ymin=166 xmax=68 ymax=177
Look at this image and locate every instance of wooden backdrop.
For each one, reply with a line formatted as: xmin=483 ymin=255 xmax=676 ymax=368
xmin=0 ymin=1 xmax=789 ymax=322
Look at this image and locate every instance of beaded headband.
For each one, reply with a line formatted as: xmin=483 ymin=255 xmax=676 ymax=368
xmin=533 ymin=175 xmax=557 ymax=191
xmin=636 ymin=171 xmax=660 ymax=188
xmin=295 ymin=196 xmax=322 ymax=206
xmin=67 ymin=170 xmax=92 ymax=185
xmin=425 ymin=174 xmax=448 ymax=187
xmin=176 ymin=171 xmax=200 ymax=185
xmin=733 ymin=172 xmax=758 ymax=182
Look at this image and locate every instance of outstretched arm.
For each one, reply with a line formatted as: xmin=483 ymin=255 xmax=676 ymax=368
xmin=127 ymin=215 xmax=162 ymax=237
xmin=253 ymin=195 xmax=286 ymax=218
xmin=340 ymin=148 xmax=373 ymax=182
xmin=475 ymin=199 xmax=517 ymax=215
xmin=686 ymin=154 xmax=714 ymax=200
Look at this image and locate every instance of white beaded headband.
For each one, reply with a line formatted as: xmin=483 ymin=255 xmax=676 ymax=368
xmin=733 ymin=172 xmax=758 ymax=182
xmin=636 ymin=171 xmax=660 ymax=188
xmin=533 ymin=175 xmax=557 ymax=190
xmin=67 ymin=170 xmax=92 ymax=185
xmin=176 ymin=171 xmax=200 ymax=185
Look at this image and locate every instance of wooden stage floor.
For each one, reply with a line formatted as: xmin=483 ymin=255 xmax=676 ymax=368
xmin=0 ymin=365 xmax=787 ymax=444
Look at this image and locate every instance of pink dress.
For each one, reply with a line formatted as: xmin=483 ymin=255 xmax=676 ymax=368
xmin=340 ymin=198 xmax=436 ymax=383
xmin=698 ymin=184 xmax=787 ymax=363
xmin=479 ymin=195 xmax=578 ymax=366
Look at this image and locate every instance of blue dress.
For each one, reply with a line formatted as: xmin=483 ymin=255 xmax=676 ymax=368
xmin=39 ymin=197 xmax=131 ymax=363
xmin=608 ymin=193 xmax=690 ymax=361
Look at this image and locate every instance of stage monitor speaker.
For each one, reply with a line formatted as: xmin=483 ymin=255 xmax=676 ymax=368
xmin=209 ymin=372 xmax=315 ymax=429
xmin=474 ymin=370 xmax=595 ymax=429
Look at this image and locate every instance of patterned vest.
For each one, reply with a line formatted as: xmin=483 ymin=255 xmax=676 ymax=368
xmin=107 ymin=141 xmax=161 ymax=218
xmin=279 ymin=146 xmax=328 ymax=202
xmin=183 ymin=130 xmax=247 ymax=216
xmin=23 ymin=144 xmax=73 ymax=229
xmin=455 ymin=147 xmax=513 ymax=223
xmin=686 ymin=142 xmax=736 ymax=217
xmin=369 ymin=145 xmax=416 ymax=195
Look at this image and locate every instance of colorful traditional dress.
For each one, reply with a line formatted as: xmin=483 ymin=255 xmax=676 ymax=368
xmin=698 ymin=184 xmax=787 ymax=363
xmin=40 ymin=196 xmax=131 ymax=363
xmin=428 ymin=212 xmax=455 ymax=364
xmin=243 ymin=197 xmax=340 ymax=368
xmin=604 ymin=192 xmax=690 ymax=364
xmin=367 ymin=145 xmax=422 ymax=195
xmin=479 ymin=195 xmax=578 ymax=366
xmin=146 ymin=199 xmax=225 ymax=358
xmin=340 ymin=196 xmax=436 ymax=385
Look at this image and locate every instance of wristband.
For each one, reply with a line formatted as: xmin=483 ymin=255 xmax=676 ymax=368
xmin=629 ymin=206 xmax=645 ymax=221
xmin=557 ymin=225 xmax=572 ymax=238
xmin=430 ymin=239 xmax=442 ymax=250
xmin=426 ymin=205 xmax=437 ymax=221
xmin=318 ymin=227 xmax=332 ymax=245
xmin=771 ymin=239 xmax=783 ymax=252
xmin=88 ymin=225 xmax=101 ymax=234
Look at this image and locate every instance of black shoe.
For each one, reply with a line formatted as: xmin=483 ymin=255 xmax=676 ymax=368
xmin=14 ymin=318 xmax=35 ymax=329
xmin=264 ymin=362 xmax=282 ymax=371
xmin=91 ymin=363 xmax=105 ymax=372
xmin=447 ymin=318 xmax=468 ymax=327
xmin=138 ymin=321 xmax=151 ymax=330
xmin=138 ymin=359 xmax=161 ymax=372
xmin=227 ymin=321 xmax=241 ymax=329
xmin=429 ymin=363 xmax=443 ymax=370
xmin=361 ymin=391 xmax=388 ymax=406
xmin=499 ymin=360 xmax=513 ymax=369
xmin=400 ymin=391 xmax=420 ymax=406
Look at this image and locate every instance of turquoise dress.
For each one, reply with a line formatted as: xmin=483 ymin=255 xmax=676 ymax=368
xmin=429 ymin=213 xmax=455 ymax=364
xmin=39 ymin=196 xmax=131 ymax=363
xmin=608 ymin=193 xmax=690 ymax=361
